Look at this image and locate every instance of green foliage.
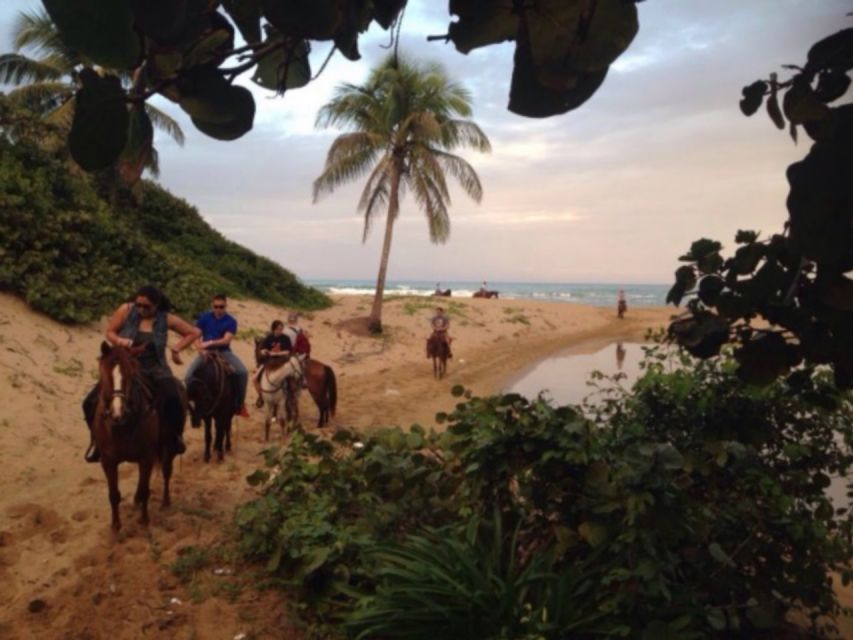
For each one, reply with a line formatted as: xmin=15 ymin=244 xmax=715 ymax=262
xmin=671 ymin=27 xmax=853 ymax=388
xmin=238 ymin=349 xmax=852 ymax=638
xmin=0 ymin=103 xmax=329 ymax=323
xmin=171 ymin=545 xmax=214 ymax=584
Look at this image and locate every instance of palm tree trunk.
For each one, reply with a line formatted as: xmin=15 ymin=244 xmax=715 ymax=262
xmin=368 ymin=162 xmax=402 ymax=333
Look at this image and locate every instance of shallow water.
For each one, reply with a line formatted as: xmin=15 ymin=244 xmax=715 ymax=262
xmin=505 ymin=342 xmax=850 ymax=509
xmin=504 ymin=342 xmax=644 ymax=406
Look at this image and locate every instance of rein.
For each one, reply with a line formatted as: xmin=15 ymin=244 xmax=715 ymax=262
xmin=190 ymin=353 xmax=228 ymax=418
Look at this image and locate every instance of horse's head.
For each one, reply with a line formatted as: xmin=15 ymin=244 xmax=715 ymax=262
xmin=98 ymin=341 xmax=144 ymax=422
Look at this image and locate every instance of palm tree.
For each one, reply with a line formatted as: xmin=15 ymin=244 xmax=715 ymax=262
xmin=314 ymin=55 xmax=491 ymax=333
xmin=0 ymin=8 xmax=184 ymax=174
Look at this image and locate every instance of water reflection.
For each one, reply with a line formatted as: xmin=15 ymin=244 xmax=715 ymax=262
xmin=505 ymin=342 xmax=644 ymax=406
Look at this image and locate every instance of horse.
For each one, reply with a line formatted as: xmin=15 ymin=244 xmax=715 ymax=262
xmin=617 ymin=299 xmax=627 ymax=319
xmin=431 ymin=289 xmax=452 ymax=297
xmin=473 ymin=289 xmax=499 ymax=299
xmin=258 ymin=353 xmax=301 ymax=441
xmin=186 ymin=352 xmax=234 ymax=462
xmin=426 ymin=331 xmax=450 ymax=379
xmin=93 ymin=342 xmax=176 ymax=531
xmin=254 ymin=339 xmax=338 ymax=428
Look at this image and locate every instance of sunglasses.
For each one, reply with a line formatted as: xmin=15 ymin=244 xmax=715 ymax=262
xmin=135 ymin=302 xmax=153 ymax=310
xmin=213 ymin=304 xmax=226 ymax=309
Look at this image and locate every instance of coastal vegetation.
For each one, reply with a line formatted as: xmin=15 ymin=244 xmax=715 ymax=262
xmin=237 ymin=347 xmax=852 ymax=638
xmin=313 ymin=55 xmax=491 ymax=334
xmin=0 ymin=96 xmax=329 ymax=323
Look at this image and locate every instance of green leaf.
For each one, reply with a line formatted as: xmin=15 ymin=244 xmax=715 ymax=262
xmin=735 ymin=230 xmax=759 ymax=244
xmin=806 ymin=28 xmax=853 ymax=73
xmin=782 ymin=77 xmax=830 ymax=125
xmin=578 ymin=521 xmax=608 ymax=547
xmin=245 ymin=469 xmax=270 ymax=486
xmin=372 ymin=0 xmax=407 ymax=30
xmin=708 ymin=542 xmax=736 ymax=567
xmin=130 ymin=0 xmax=188 ymax=43
xmin=766 ymin=85 xmax=785 ymax=130
xmin=222 ymin=0 xmax=263 ymax=44
xmin=450 ymin=385 xmax=465 ymax=397
xmin=815 ymin=70 xmax=851 ymax=103
xmin=68 ymin=70 xmax=129 ymax=171
xmin=252 ymin=37 xmax=311 ymax=91
xmin=116 ymin=105 xmax=154 ymax=186
xmin=43 ymin=0 xmax=140 ymax=70
xmin=570 ymin=0 xmax=639 ymax=73
xmin=739 ymin=80 xmax=766 ymax=117
xmin=262 ymin=0 xmax=341 ymax=40
xmin=706 ymin=608 xmax=727 ymax=631
xmin=448 ymin=0 xmax=517 ymax=55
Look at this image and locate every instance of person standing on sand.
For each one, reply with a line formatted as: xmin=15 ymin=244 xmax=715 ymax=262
xmin=617 ymin=289 xmax=627 ymax=319
xmin=184 ymin=294 xmax=250 ymax=417
xmin=82 ymin=285 xmax=200 ymax=462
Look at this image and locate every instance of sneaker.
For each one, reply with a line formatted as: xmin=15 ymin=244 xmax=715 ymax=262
xmin=237 ymin=405 xmax=250 ymax=418
xmin=84 ymin=443 xmax=100 ymax=463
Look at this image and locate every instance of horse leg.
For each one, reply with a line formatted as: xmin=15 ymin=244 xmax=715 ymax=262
xmin=225 ymin=417 xmax=232 ymax=452
xmin=264 ymin=401 xmax=273 ymax=441
xmin=136 ymin=459 xmax=152 ymax=526
xmin=102 ymin=460 xmax=121 ymax=532
xmin=161 ymin=452 xmax=173 ymax=508
xmin=214 ymin=417 xmax=225 ymax=462
xmin=203 ymin=417 xmax=212 ymax=463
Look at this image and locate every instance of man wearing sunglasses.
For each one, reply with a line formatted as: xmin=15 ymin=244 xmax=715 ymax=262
xmin=185 ymin=294 xmax=250 ymax=417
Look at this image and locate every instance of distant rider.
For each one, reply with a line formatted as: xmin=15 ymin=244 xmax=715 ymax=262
xmin=184 ymin=294 xmax=249 ymax=417
xmin=430 ymin=306 xmax=452 ymax=358
xmin=253 ymin=319 xmax=292 ymax=408
xmin=617 ymin=289 xmax=627 ymax=319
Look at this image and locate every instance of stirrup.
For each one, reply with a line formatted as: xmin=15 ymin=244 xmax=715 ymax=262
xmin=255 ymin=396 xmax=264 ymax=409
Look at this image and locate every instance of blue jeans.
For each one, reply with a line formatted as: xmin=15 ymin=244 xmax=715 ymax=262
xmin=185 ymin=350 xmax=248 ymax=407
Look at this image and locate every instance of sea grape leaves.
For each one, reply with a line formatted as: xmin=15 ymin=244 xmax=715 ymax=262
xmin=68 ymin=70 xmax=130 ymax=171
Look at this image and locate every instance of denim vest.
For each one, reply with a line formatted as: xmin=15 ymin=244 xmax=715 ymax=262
xmin=119 ymin=304 xmax=169 ymax=371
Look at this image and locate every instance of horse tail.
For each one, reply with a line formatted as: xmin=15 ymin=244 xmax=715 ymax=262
xmin=324 ymin=365 xmax=337 ymax=418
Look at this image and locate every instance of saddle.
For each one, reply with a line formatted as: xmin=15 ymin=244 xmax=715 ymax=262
xmin=204 ymin=351 xmax=235 ymax=375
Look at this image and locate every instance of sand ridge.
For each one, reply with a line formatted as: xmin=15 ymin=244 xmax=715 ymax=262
xmin=0 ymin=292 xmax=671 ymax=638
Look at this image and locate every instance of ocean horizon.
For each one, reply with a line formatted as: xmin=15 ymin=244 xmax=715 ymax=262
xmin=304 ymin=279 xmax=670 ymax=308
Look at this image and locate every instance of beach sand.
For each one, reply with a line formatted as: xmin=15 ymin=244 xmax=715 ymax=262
xmin=0 ymin=292 xmax=848 ymax=638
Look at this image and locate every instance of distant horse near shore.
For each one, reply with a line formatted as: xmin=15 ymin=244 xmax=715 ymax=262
xmin=426 ymin=332 xmax=450 ymax=379
xmin=473 ymin=289 xmax=499 ymax=299
xmin=93 ymin=343 xmax=176 ymax=531
xmin=431 ymin=289 xmax=452 ymax=297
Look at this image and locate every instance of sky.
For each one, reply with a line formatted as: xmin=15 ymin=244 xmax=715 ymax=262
xmin=1 ymin=1 xmax=851 ymax=285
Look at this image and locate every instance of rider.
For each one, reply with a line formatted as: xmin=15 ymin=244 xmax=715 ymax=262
xmin=434 ymin=282 xmax=442 ymax=295
xmin=479 ymin=280 xmax=488 ymax=295
xmin=430 ymin=306 xmax=452 ymax=358
xmin=184 ymin=294 xmax=250 ymax=417
xmin=82 ymin=285 xmax=200 ymax=462
xmin=284 ymin=312 xmax=311 ymax=360
xmin=253 ymin=319 xmax=292 ymax=408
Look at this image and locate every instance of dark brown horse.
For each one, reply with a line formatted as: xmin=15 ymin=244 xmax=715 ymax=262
xmin=426 ymin=332 xmax=450 ymax=379
xmin=254 ymin=339 xmax=338 ymax=427
xmin=186 ymin=352 xmax=234 ymax=462
xmin=431 ymin=289 xmax=452 ymax=297
xmin=93 ymin=343 xmax=176 ymax=531
xmin=473 ymin=289 xmax=499 ymax=299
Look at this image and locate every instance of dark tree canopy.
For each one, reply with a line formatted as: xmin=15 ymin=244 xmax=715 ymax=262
xmin=36 ymin=0 xmax=642 ymax=174
xmin=668 ymin=27 xmax=853 ymax=390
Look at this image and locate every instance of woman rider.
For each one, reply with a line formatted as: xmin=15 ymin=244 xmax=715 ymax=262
xmin=82 ymin=285 xmax=201 ymax=462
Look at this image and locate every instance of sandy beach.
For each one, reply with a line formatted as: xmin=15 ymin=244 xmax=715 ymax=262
xmin=0 ymin=292 xmax=672 ymax=638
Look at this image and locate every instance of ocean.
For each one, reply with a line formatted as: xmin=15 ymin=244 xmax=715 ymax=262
xmin=304 ymin=279 xmax=669 ymax=308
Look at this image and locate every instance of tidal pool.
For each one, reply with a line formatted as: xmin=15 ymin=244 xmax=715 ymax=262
xmin=504 ymin=341 xmax=645 ymax=406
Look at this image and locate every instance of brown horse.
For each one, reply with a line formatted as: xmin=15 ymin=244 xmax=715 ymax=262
xmin=93 ymin=342 xmax=176 ymax=531
xmin=426 ymin=332 xmax=450 ymax=379
xmin=431 ymin=289 xmax=452 ymax=297
xmin=473 ymin=289 xmax=499 ymax=299
xmin=254 ymin=339 xmax=338 ymax=427
xmin=186 ymin=352 xmax=234 ymax=462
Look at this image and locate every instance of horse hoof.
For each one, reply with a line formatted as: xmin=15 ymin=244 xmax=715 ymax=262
xmin=203 ymin=453 xmax=211 ymax=463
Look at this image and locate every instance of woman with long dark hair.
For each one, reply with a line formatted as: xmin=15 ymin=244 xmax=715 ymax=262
xmin=82 ymin=285 xmax=200 ymax=462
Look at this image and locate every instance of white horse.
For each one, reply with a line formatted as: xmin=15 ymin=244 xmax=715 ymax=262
xmin=259 ymin=354 xmax=303 ymax=441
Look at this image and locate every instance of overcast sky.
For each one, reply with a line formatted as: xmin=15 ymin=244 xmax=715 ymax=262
xmin=1 ymin=1 xmax=850 ymax=284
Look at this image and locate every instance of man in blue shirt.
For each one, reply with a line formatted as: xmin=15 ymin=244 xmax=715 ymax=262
xmin=185 ymin=294 xmax=249 ymax=417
